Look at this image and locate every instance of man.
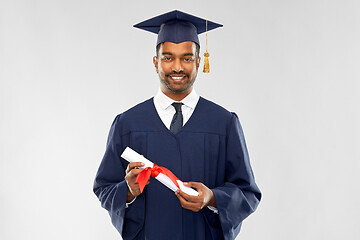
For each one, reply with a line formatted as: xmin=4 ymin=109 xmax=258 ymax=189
xmin=93 ymin=10 xmax=261 ymax=240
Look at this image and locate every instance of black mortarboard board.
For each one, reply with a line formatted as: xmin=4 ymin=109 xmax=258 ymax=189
xmin=133 ymin=10 xmax=223 ymax=46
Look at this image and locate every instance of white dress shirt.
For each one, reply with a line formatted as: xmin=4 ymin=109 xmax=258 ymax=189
xmin=153 ymin=88 xmax=200 ymax=129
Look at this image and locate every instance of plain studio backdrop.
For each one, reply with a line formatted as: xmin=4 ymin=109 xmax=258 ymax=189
xmin=1 ymin=0 xmax=359 ymax=239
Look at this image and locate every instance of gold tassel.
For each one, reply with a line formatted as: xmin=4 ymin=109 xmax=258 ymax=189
xmin=203 ymin=20 xmax=210 ymax=73
xmin=203 ymin=51 xmax=210 ymax=73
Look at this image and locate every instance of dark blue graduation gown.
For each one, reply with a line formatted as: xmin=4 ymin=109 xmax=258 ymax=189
xmin=93 ymin=97 xmax=261 ymax=240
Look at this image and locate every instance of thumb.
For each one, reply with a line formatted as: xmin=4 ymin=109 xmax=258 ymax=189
xmin=184 ymin=181 xmax=200 ymax=188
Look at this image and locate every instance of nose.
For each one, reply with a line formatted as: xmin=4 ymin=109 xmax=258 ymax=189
xmin=172 ymin=58 xmax=183 ymax=72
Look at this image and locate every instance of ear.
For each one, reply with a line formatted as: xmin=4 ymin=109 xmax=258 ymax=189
xmin=196 ymin=56 xmax=201 ymax=70
xmin=153 ymin=56 xmax=158 ymax=73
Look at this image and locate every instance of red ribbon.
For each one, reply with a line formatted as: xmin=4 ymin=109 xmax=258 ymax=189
xmin=136 ymin=164 xmax=180 ymax=193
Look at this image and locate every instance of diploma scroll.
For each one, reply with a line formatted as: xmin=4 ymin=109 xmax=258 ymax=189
xmin=121 ymin=147 xmax=199 ymax=196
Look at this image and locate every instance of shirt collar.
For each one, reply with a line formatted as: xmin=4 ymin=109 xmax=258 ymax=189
xmin=181 ymin=89 xmax=199 ymax=109
xmin=154 ymin=88 xmax=199 ymax=111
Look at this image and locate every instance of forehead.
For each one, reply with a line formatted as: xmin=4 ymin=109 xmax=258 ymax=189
xmin=160 ymin=41 xmax=196 ymax=55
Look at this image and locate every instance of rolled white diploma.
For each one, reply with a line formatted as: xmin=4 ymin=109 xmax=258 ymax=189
xmin=121 ymin=147 xmax=199 ymax=196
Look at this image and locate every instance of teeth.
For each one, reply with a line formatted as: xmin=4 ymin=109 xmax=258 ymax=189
xmin=171 ymin=76 xmax=184 ymax=80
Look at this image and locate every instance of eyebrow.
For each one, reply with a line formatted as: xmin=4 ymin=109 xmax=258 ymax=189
xmin=162 ymin=52 xmax=194 ymax=56
xmin=162 ymin=52 xmax=173 ymax=55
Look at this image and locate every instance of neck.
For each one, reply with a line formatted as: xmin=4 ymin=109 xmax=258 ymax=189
xmin=161 ymin=87 xmax=192 ymax=101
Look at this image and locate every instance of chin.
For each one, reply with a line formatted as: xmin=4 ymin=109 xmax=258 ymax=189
xmin=160 ymin=77 xmax=194 ymax=94
xmin=167 ymin=87 xmax=185 ymax=93
xmin=169 ymin=84 xmax=193 ymax=93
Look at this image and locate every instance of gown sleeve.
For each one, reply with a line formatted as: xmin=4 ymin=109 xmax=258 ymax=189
xmin=207 ymin=113 xmax=262 ymax=240
xmin=93 ymin=115 xmax=145 ymax=240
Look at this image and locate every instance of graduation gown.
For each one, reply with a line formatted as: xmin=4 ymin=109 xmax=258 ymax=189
xmin=93 ymin=97 xmax=261 ymax=240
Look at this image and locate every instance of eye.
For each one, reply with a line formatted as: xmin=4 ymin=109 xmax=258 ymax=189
xmin=162 ymin=57 xmax=172 ymax=62
xmin=184 ymin=57 xmax=194 ymax=62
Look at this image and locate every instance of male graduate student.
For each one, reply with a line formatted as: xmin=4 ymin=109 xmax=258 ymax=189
xmin=93 ymin=10 xmax=261 ymax=240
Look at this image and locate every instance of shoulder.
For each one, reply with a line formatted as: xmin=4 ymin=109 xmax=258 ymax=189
xmin=110 ymin=98 xmax=155 ymax=133
xmin=115 ymin=98 xmax=154 ymax=121
xmin=189 ymin=97 xmax=239 ymax=135
xmin=123 ymin=98 xmax=154 ymax=116
xmin=198 ymin=97 xmax=235 ymax=121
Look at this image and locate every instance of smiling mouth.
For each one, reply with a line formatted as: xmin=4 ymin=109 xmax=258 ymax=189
xmin=170 ymin=76 xmax=185 ymax=80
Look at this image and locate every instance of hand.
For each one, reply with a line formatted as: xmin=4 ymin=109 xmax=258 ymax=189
xmin=124 ymin=162 xmax=146 ymax=202
xmin=175 ymin=182 xmax=216 ymax=212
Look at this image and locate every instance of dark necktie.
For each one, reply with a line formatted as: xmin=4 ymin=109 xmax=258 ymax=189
xmin=170 ymin=102 xmax=184 ymax=134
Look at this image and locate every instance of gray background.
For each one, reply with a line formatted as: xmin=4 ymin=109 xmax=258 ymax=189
xmin=1 ymin=0 xmax=359 ymax=239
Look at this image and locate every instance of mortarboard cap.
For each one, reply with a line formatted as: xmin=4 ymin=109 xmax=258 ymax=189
xmin=133 ymin=10 xmax=223 ymax=73
xmin=133 ymin=10 xmax=222 ymax=46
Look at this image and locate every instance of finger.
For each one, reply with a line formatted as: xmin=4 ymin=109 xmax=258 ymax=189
xmin=125 ymin=169 xmax=144 ymax=186
xmin=128 ymin=180 xmax=142 ymax=191
xmin=129 ymin=162 xmax=145 ymax=169
xmin=126 ymin=162 xmax=145 ymax=173
xmin=183 ymin=182 xmax=205 ymax=194
xmin=129 ymin=168 xmax=144 ymax=177
xmin=178 ymin=189 xmax=202 ymax=203
xmin=183 ymin=181 xmax=202 ymax=189
xmin=176 ymin=191 xmax=202 ymax=212
xmin=125 ymin=168 xmax=144 ymax=179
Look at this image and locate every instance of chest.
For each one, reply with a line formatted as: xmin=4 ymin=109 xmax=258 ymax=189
xmin=121 ymin=131 xmax=226 ymax=188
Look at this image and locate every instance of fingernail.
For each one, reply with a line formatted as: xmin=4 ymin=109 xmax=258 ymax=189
xmin=141 ymin=163 xmax=145 ymax=166
xmin=184 ymin=182 xmax=189 ymax=186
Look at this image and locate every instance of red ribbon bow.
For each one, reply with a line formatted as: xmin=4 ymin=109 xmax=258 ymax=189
xmin=136 ymin=164 xmax=180 ymax=193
